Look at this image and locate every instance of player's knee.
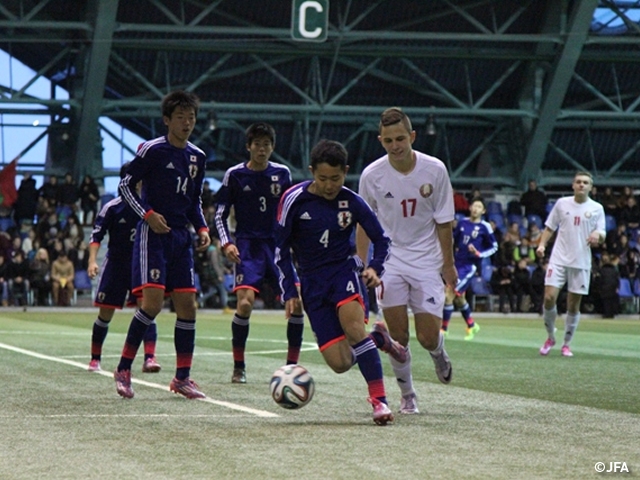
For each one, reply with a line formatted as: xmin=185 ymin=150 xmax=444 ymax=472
xmin=416 ymin=330 xmax=438 ymax=350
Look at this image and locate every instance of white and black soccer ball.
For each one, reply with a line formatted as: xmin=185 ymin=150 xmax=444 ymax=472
xmin=269 ymin=364 xmax=315 ymax=410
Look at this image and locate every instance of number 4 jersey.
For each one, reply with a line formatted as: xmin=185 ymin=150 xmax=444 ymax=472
xmin=358 ymin=150 xmax=455 ymax=272
xmin=275 ymin=181 xmax=390 ymax=302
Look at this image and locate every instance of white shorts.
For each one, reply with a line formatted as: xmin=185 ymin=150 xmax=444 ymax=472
xmin=544 ymin=262 xmax=590 ymax=295
xmin=376 ymin=269 xmax=445 ymax=315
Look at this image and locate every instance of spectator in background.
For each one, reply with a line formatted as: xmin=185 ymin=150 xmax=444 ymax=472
xmin=520 ymin=179 xmax=548 ymax=221
xmin=62 ymin=214 xmax=84 ymax=252
xmin=38 ymin=176 xmax=59 ymax=209
xmin=453 ymin=189 xmax=469 ymax=216
xmin=56 ymin=173 xmax=79 ymax=214
xmin=466 ymin=188 xmax=483 ymax=204
xmin=606 ymin=223 xmax=627 ymax=253
xmin=513 ymin=259 xmax=532 ymax=312
xmin=7 ymin=250 xmax=30 ymax=306
xmin=491 ymin=265 xmax=516 ymax=314
xmin=14 ymin=173 xmax=39 ymax=226
xmin=618 ymin=195 xmax=640 ymax=230
xmin=79 ymin=174 xmax=100 ymax=226
xmin=0 ymin=255 xmax=10 ymax=306
xmin=597 ymin=253 xmax=620 ymax=319
xmin=616 ymin=186 xmax=634 ymax=211
xmin=51 ymin=249 xmax=74 ymax=306
xmin=530 ymin=260 xmax=547 ymax=314
xmin=499 ymin=221 xmax=521 ymax=267
xmin=29 ymin=247 xmax=52 ymax=306
xmin=599 ymin=186 xmax=619 ymax=219
xmin=200 ymin=180 xmax=215 ymax=226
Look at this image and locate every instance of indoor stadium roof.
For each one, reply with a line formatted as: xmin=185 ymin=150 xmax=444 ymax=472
xmin=1 ymin=0 xmax=640 ymax=190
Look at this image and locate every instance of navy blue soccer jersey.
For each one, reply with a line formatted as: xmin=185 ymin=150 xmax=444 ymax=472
xmin=119 ymin=136 xmax=207 ymax=231
xmin=215 ymin=161 xmax=292 ymax=246
xmin=89 ymin=196 xmax=139 ymax=261
xmin=275 ymin=181 xmax=390 ymax=301
xmin=453 ymin=218 xmax=498 ymax=267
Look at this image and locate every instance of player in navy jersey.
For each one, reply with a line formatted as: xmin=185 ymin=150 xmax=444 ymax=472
xmin=87 ymin=163 xmax=161 ymax=374
xmin=442 ymin=198 xmax=498 ymax=340
xmin=113 ymin=90 xmax=211 ymax=399
xmin=275 ymin=139 xmax=406 ymax=426
xmin=215 ymin=123 xmax=305 ymax=384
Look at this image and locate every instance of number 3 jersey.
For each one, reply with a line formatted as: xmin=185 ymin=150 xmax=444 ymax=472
xmin=358 ymin=151 xmax=455 ymax=272
xmin=119 ymin=136 xmax=207 ymax=231
xmin=275 ymin=181 xmax=390 ymax=302
xmin=215 ymin=162 xmax=292 ymax=246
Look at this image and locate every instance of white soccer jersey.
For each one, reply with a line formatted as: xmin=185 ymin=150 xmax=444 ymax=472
xmin=545 ymin=196 xmax=605 ymax=270
xmin=358 ymin=150 xmax=454 ymax=272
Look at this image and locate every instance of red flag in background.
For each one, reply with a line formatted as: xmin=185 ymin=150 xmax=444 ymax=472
xmin=0 ymin=158 xmax=18 ymax=208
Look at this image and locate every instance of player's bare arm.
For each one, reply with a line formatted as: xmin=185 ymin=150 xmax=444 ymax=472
xmin=145 ymin=210 xmax=171 ymax=234
xmin=355 ymin=224 xmax=371 ymax=263
xmin=361 ymin=267 xmax=381 ymax=288
xmin=536 ymin=226 xmax=554 ymax=257
xmin=284 ymin=297 xmax=301 ymax=318
xmin=196 ymin=230 xmax=211 ymax=252
xmin=87 ymin=243 xmax=100 ymax=279
xmin=222 ymin=243 xmax=241 ymax=264
xmin=587 ymin=230 xmax=605 ymax=248
xmin=436 ymin=221 xmax=458 ymax=288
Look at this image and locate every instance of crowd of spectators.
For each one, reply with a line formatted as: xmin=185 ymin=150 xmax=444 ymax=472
xmin=459 ymin=184 xmax=640 ymax=318
xmin=0 ymin=172 xmax=98 ymax=306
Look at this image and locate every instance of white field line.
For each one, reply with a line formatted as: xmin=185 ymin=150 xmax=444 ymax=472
xmin=0 ymin=341 xmax=279 ymax=418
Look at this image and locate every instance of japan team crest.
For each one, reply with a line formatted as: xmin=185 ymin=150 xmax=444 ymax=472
xmin=189 ymin=164 xmax=198 ymax=179
xmin=419 ymin=183 xmax=433 ymax=198
xmin=337 ymin=210 xmax=353 ymax=228
xmin=98 ymin=292 xmax=106 ymax=302
xmin=270 ymin=183 xmax=282 ymax=197
xmin=150 ymin=269 xmax=161 ymax=282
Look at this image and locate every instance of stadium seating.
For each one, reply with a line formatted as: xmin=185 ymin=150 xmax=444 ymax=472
xmin=605 ymin=214 xmax=617 ymax=232
xmin=72 ymin=269 xmax=94 ymax=305
xmin=487 ymin=213 xmax=505 ymax=232
xmin=486 ymin=201 xmax=503 ymax=215
xmin=526 ymin=214 xmax=543 ymax=229
xmin=469 ymin=276 xmax=495 ymax=312
xmin=618 ymin=278 xmax=638 ymax=314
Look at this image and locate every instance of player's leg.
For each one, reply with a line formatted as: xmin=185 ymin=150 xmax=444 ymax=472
xmin=338 ymin=299 xmax=393 ymax=425
xmin=442 ymin=285 xmax=456 ymax=336
xmin=114 ymin=225 xmax=164 ymax=398
xmin=231 ymin=287 xmax=255 ymax=383
xmin=561 ymin=269 xmax=589 ymax=357
xmin=88 ymin=306 xmax=115 ymax=372
xmin=142 ymin=321 xmax=161 ymax=372
xmin=90 ymin=259 xmax=129 ymax=372
xmin=168 ymin=290 xmax=205 ymax=398
xmin=264 ymin=243 xmax=305 ymax=366
xmin=165 ymin=232 xmax=205 ymax=399
xmin=540 ymin=264 xmax=564 ymax=355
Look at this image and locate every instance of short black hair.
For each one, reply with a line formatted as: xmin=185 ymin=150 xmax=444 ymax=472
xmin=310 ymin=139 xmax=348 ymax=171
xmin=161 ymin=90 xmax=200 ymax=119
xmin=245 ymin=122 xmax=276 ymax=146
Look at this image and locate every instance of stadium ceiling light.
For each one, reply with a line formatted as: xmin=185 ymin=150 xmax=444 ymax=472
xmin=425 ymin=114 xmax=437 ymax=136
xmin=207 ymin=111 xmax=218 ymax=131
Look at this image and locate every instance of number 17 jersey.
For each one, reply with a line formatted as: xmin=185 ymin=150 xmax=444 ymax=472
xmin=358 ymin=151 xmax=455 ymax=272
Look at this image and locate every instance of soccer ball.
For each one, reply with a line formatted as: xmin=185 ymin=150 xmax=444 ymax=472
xmin=269 ymin=364 xmax=315 ymax=409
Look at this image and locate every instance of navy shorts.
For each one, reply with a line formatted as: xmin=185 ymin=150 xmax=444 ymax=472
xmin=299 ymin=259 xmax=369 ymax=351
xmin=231 ymin=237 xmax=279 ymax=293
xmin=455 ymin=262 xmax=478 ymax=294
xmin=94 ymin=256 xmax=136 ymax=308
xmin=131 ymin=223 xmax=196 ymax=295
